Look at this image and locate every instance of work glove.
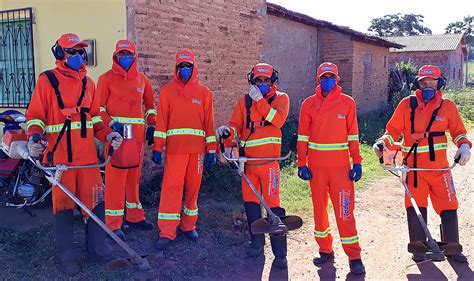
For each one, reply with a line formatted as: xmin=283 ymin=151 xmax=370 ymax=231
xmin=248 ymin=85 xmax=263 ymax=102
xmin=110 ymin=120 xmax=124 ymax=134
xmin=349 ymin=164 xmax=362 ymax=182
xmin=106 ymin=132 xmax=123 ymax=150
xmin=145 ymin=125 xmax=155 ymax=146
xmin=151 ymin=150 xmax=162 ymax=165
xmin=298 ymin=166 xmax=312 ymax=181
xmin=204 ymin=152 xmax=217 ymax=171
xmin=216 ymin=125 xmax=231 ymax=139
xmin=27 ymin=133 xmax=47 ymax=158
xmin=373 ymin=139 xmax=386 ymax=158
xmin=454 ymin=143 xmax=471 ymax=166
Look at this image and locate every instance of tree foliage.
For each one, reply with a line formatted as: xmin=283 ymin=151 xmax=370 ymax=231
xmin=368 ymin=13 xmax=432 ymax=37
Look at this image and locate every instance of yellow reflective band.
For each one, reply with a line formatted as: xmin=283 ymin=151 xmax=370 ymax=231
xmin=298 ymin=135 xmax=309 ymax=142
xmin=45 ymin=121 xmax=93 ymax=133
xmin=384 ymin=135 xmax=395 ymax=146
xmin=241 ymin=137 xmax=282 ymax=148
xmin=145 ymin=109 xmax=157 ymax=119
xmin=167 ymin=128 xmax=205 ymax=137
xmin=454 ymin=134 xmax=467 ymax=144
xmin=154 ymin=131 xmax=167 ymax=139
xmin=158 ymin=213 xmax=181 ymax=220
xmin=91 ymin=116 xmax=103 ymax=124
xmin=105 ymin=209 xmax=124 ymax=217
xmin=111 ymin=116 xmax=145 ymax=125
xmin=99 ymin=106 xmax=107 ymax=112
xmin=314 ymin=228 xmax=331 ymax=238
xmin=206 ymin=136 xmax=216 ymax=143
xmin=126 ymin=202 xmax=143 ymax=209
xmin=308 ymin=142 xmax=348 ymax=151
xmin=183 ymin=206 xmax=198 ymax=216
xmin=348 ymin=135 xmax=359 ymax=141
xmin=265 ymin=108 xmax=277 ymax=123
xmin=341 ymin=235 xmax=359 ymax=245
xmin=401 ymin=143 xmax=448 ymax=153
xmin=27 ymin=119 xmax=46 ymax=131
xmin=231 ymin=127 xmax=238 ymax=136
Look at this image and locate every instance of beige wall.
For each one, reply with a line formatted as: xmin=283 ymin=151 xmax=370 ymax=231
xmin=1 ymin=0 xmax=126 ymax=83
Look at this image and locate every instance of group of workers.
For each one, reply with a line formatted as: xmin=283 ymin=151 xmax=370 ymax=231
xmin=25 ymin=33 xmax=471 ymax=276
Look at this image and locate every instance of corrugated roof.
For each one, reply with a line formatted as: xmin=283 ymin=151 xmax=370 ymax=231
xmin=387 ymin=34 xmax=465 ymax=52
xmin=266 ymin=3 xmax=404 ymax=49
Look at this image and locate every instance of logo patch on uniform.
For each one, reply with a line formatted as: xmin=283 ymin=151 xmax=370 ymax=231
xmin=435 ymin=115 xmax=444 ymax=121
xmin=339 ymin=189 xmax=352 ymax=220
xmin=136 ymin=87 xmax=144 ymax=93
xmin=268 ymin=168 xmax=280 ymax=197
xmin=192 ymin=98 xmax=201 ymax=105
xmin=337 ymin=114 xmax=346 ymax=119
xmin=443 ymin=172 xmax=456 ymax=202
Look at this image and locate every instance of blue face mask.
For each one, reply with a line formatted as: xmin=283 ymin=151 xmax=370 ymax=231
xmin=320 ymin=78 xmax=337 ymax=93
xmin=66 ymin=55 xmax=83 ymax=71
xmin=178 ymin=67 xmax=193 ymax=83
xmin=422 ymin=88 xmax=436 ymax=102
xmin=257 ymin=84 xmax=271 ymax=96
xmin=118 ymin=56 xmax=134 ymax=71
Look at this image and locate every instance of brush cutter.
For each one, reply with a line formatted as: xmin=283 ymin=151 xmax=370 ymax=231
xmin=16 ymin=142 xmax=157 ymax=278
xmin=218 ymin=135 xmax=303 ymax=236
xmin=377 ymin=143 xmax=462 ymax=262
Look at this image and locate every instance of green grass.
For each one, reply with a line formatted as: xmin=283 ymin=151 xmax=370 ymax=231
xmin=444 ymin=87 xmax=474 ymax=128
xmin=468 ymin=61 xmax=474 ymax=83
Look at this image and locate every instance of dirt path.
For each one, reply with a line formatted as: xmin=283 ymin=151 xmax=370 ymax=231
xmin=233 ymin=132 xmax=474 ymax=281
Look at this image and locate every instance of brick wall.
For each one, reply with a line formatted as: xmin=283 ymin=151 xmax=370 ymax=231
xmin=448 ymin=46 xmax=464 ymax=89
xmin=352 ymin=41 xmax=390 ymax=113
xmin=263 ymin=15 xmax=320 ymax=116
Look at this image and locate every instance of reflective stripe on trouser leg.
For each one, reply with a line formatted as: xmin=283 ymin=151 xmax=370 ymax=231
xmin=104 ymin=163 xmax=128 ymax=230
xmin=180 ymin=153 xmax=204 ymax=232
xmin=158 ymin=153 xmax=189 ymax=240
xmin=309 ymin=167 xmax=333 ymax=254
xmin=125 ymin=165 xmax=146 ymax=223
xmin=327 ymin=167 xmax=361 ymax=260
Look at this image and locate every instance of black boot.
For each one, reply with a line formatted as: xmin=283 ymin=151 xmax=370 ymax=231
xmin=86 ymin=202 xmax=115 ymax=262
xmin=407 ymin=207 xmax=428 ymax=262
xmin=244 ymin=202 xmax=264 ymax=257
xmin=349 ymin=259 xmax=366 ymax=275
xmin=270 ymin=207 xmax=287 ymax=268
xmin=441 ymin=210 xmax=467 ymax=263
xmin=125 ymin=219 xmax=154 ymax=230
xmin=55 ymin=210 xmax=80 ymax=276
xmin=313 ymin=252 xmax=335 ymax=265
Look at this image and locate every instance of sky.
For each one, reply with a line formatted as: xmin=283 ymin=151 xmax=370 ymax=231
xmin=268 ymin=0 xmax=473 ymax=35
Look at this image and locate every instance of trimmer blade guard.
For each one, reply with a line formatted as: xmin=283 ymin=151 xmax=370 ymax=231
xmin=251 ymin=215 xmax=303 ymax=235
xmin=408 ymin=241 xmax=462 ymax=255
xmin=106 ymin=254 xmax=158 ymax=276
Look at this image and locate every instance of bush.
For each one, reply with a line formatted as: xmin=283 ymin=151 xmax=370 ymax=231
xmin=443 ymin=87 xmax=474 ymax=125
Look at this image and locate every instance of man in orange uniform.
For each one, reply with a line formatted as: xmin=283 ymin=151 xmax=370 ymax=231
xmin=26 ymin=33 xmax=123 ymax=275
xmin=97 ymin=39 xmax=156 ymax=241
xmin=297 ymin=62 xmax=365 ymax=275
xmin=374 ymin=65 xmax=471 ymax=262
xmin=217 ymin=63 xmax=290 ymax=268
xmin=152 ymin=50 xmax=216 ymax=250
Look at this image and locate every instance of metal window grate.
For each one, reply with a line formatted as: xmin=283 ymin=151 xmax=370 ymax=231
xmin=0 ymin=7 xmax=35 ymax=108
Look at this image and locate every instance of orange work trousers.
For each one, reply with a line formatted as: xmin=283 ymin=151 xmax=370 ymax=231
xmin=309 ymin=165 xmax=361 ymax=260
xmin=52 ymin=167 xmax=104 ymax=215
xmin=242 ymin=161 xmax=281 ymax=208
xmin=105 ymin=163 xmax=145 ymax=231
xmin=405 ymin=170 xmax=458 ymax=215
xmin=158 ymin=153 xmax=203 ymax=240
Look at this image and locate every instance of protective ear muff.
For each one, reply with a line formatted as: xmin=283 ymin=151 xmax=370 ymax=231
xmin=248 ymin=68 xmax=279 ymax=85
xmin=247 ymin=71 xmax=256 ymax=85
xmin=271 ymin=69 xmax=279 ymax=84
xmin=413 ymin=76 xmax=420 ymax=90
xmin=51 ymin=41 xmax=64 ymax=60
xmin=437 ymin=76 xmax=446 ymax=90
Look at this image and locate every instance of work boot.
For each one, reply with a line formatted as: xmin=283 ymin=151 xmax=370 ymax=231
xmin=113 ymin=229 xmax=126 ymax=241
xmin=244 ymin=202 xmax=264 ymax=258
xmin=313 ymin=252 xmax=335 ymax=265
xmin=349 ymin=259 xmax=366 ymax=275
xmin=54 ymin=209 xmax=80 ymax=276
xmin=155 ymin=237 xmax=171 ymax=250
xmin=125 ymin=219 xmax=154 ymax=230
xmin=441 ymin=210 xmax=468 ymax=263
xmin=270 ymin=207 xmax=288 ymax=268
xmin=407 ymin=207 xmax=427 ymax=262
xmin=86 ymin=202 xmax=115 ymax=262
xmin=184 ymin=230 xmax=199 ymax=241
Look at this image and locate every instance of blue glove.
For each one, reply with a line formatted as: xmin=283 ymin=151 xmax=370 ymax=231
xmin=204 ymin=153 xmax=216 ymax=171
xmin=111 ymin=121 xmax=124 ymax=134
xmin=151 ymin=150 xmax=162 ymax=165
xmin=145 ymin=126 xmax=155 ymax=146
xmin=349 ymin=164 xmax=362 ymax=182
xmin=298 ymin=166 xmax=312 ymax=180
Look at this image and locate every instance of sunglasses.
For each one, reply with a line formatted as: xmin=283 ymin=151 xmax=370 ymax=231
xmin=64 ymin=48 xmax=86 ymax=56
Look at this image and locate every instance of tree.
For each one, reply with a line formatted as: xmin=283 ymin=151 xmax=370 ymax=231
xmin=446 ymin=16 xmax=474 ymax=59
xmin=368 ymin=13 xmax=432 ymax=37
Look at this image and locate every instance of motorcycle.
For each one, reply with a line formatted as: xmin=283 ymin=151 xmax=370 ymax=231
xmin=0 ymin=110 xmax=51 ymax=209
